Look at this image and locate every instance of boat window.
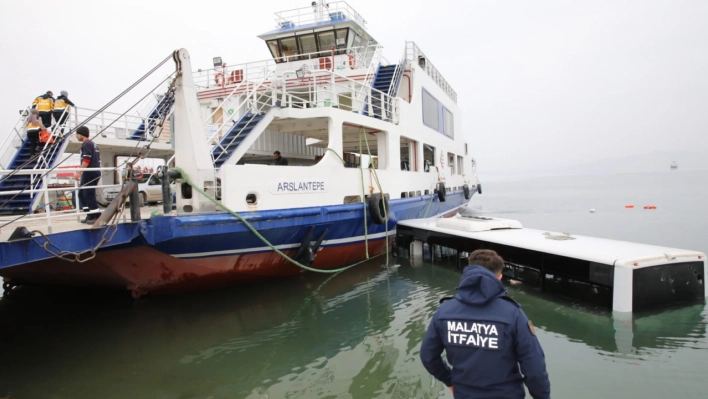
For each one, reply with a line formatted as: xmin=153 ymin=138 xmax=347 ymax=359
xmin=443 ymin=107 xmax=454 ymax=138
xmin=457 ymin=155 xmax=464 ymax=175
xmin=423 ymin=144 xmax=435 ymax=172
xmin=400 ymin=136 xmax=418 ymax=172
xmin=267 ymin=40 xmax=281 ymax=61
xmin=335 ymin=28 xmax=349 ymax=55
xmin=422 ymin=89 xmax=439 ymax=131
xmin=298 ymin=34 xmax=318 ymax=59
xmin=279 ymin=37 xmax=299 ymax=61
xmin=448 ymin=152 xmax=455 ymax=175
xmin=317 ymin=30 xmax=336 ymax=56
xmin=352 ymin=34 xmax=362 ymax=51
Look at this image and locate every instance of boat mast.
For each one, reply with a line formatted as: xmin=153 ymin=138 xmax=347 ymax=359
xmin=172 ymin=49 xmax=218 ymax=213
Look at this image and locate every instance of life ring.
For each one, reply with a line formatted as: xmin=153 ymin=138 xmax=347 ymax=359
xmin=463 ymin=184 xmax=470 ymax=200
xmin=348 ymin=54 xmax=356 ymax=69
xmin=437 ymin=182 xmax=446 ymax=202
xmin=477 ymin=183 xmax=482 ymax=194
xmin=369 ymin=193 xmax=389 ymax=225
xmin=214 ymin=72 xmax=224 ymax=86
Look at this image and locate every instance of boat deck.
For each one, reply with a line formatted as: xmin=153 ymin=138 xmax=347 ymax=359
xmin=0 ymin=205 xmax=164 ymax=242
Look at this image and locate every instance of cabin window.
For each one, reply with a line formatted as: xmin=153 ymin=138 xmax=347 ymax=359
xmin=341 ymin=124 xmax=387 ymax=170
xmin=457 ymin=155 xmax=464 ymax=175
xmin=317 ymin=31 xmax=336 ymax=56
xmin=423 ymin=144 xmax=435 ymax=172
xmin=335 ymin=29 xmax=349 ymax=55
xmin=298 ymin=34 xmax=318 ymax=58
xmin=443 ymin=107 xmax=454 ymax=138
xmin=352 ymin=34 xmax=362 ymax=51
xmin=400 ymin=136 xmax=418 ymax=171
xmin=267 ymin=40 xmax=281 ymax=60
xmin=448 ymin=152 xmax=455 ymax=175
xmin=279 ymin=37 xmax=299 ymax=61
xmin=422 ymin=89 xmax=439 ymax=131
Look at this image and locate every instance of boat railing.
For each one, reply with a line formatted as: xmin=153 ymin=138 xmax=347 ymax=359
xmin=192 ymin=44 xmax=381 ymax=90
xmin=405 ymin=41 xmax=457 ymax=103
xmin=0 ymin=107 xmax=32 ymax=170
xmin=64 ymin=106 xmax=172 ymax=144
xmin=388 ymin=47 xmax=408 ymax=98
xmin=353 ymin=44 xmax=383 ymax=110
xmin=0 ymin=166 xmax=127 ymax=234
xmin=273 ymin=1 xmax=367 ymax=30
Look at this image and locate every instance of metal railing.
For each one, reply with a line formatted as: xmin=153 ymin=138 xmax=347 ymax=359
xmin=274 ymin=1 xmax=367 ymax=30
xmin=0 ymin=166 xmax=124 ymax=234
xmin=67 ymin=105 xmax=172 ymax=144
xmin=0 ymin=107 xmax=32 ymax=170
xmin=388 ymin=48 xmax=408 ymax=98
xmin=192 ymin=44 xmax=381 ymax=90
xmin=405 ymin=41 xmax=457 ymax=103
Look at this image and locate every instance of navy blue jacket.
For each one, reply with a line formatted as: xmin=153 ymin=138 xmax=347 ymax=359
xmin=420 ymin=266 xmax=551 ymax=399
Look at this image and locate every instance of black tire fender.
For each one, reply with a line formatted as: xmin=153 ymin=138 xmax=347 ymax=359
xmin=437 ymin=183 xmax=446 ymax=202
xmin=477 ymin=183 xmax=482 ymax=195
xmin=369 ymin=193 xmax=390 ymax=225
xmin=463 ymin=184 xmax=471 ymax=200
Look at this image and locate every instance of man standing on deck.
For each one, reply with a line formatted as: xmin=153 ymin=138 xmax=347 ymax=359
xmin=273 ymin=150 xmax=288 ymax=165
xmin=420 ymin=249 xmax=551 ymax=399
xmin=74 ymin=126 xmax=102 ymax=224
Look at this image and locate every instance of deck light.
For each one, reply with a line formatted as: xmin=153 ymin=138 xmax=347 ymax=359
xmin=418 ymin=56 xmax=426 ymax=69
xmin=213 ymin=57 xmax=223 ymax=67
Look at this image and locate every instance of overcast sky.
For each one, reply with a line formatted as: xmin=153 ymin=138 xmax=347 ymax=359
xmin=1 ymin=0 xmax=706 ymax=177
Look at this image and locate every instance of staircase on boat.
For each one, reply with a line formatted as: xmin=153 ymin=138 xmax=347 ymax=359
xmin=0 ymin=129 xmax=69 ymax=216
xmin=129 ymin=94 xmax=175 ymax=141
xmin=212 ymin=111 xmax=267 ymax=168
xmin=364 ymin=64 xmax=404 ymax=120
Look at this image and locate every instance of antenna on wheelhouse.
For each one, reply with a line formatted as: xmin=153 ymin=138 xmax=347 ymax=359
xmin=312 ymin=0 xmax=330 ymax=23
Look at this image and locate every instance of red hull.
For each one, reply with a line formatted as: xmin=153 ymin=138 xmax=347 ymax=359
xmin=1 ymin=238 xmax=391 ymax=296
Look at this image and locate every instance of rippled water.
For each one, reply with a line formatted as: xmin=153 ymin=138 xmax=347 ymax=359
xmin=0 ymin=171 xmax=706 ymax=398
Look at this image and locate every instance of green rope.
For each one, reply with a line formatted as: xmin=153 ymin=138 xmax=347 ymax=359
xmin=360 ymin=128 xmax=389 ymax=267
xmin=423 ymin=186 xmax=436 ymax=217
xmin=172 ymin=166 xmax=379 ymax=274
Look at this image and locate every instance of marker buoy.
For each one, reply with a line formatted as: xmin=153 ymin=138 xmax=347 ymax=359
xmin=625 ymin=205 xmax=634 ymax=209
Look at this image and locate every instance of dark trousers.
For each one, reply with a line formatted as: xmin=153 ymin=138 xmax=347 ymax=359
xmin=79 ymin=171 xmax=100 ymax=212
xmin=39 ymin=112 xmax=52 ymax=129
xmin=27 ymin=130 xmax=40 ymax=155
xmin=53 ymin=111 xmax=68 ymax=132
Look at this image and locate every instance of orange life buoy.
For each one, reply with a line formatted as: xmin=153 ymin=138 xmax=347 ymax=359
xmin=214 ymin=72 xmax=224 ymax=86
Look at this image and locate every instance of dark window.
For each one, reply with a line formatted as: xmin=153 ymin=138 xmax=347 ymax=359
xmin=267 ymin=40 xmax=281 ymax=61
xmin=317 ymin=30 xmax=336 ymax=56
xmin=335 ymin=28 xmax=349 ymax=55
xmin=279 ymin=37 xmax=299 ymax=61
xmin=298 ymin=34 xmax=318 ymax=58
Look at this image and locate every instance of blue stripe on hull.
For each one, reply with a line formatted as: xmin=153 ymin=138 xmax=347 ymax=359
xmin=145 ymin=192 xmax=469 ymax=258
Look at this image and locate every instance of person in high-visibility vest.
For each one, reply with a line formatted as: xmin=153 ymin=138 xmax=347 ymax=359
xmin=32 ymin=91 xmax=55 ymax=129
xmin=26 ymin=108 xmax=46 ymax=156
xmin=53 ymin=90 xmax=75 ymax=133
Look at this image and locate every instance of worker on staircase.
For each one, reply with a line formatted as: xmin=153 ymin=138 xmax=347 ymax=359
xmin=53 ymin=91 xmax=75 ymax=133
xmin=31 ymin=91 xmax=55 ymax=129
xmin=26 ymin=109 xmax=46 ymax=156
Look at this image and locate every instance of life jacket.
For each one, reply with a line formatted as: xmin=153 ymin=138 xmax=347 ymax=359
xmin=54 ymin=96 xmax=71 ymax=112
xmin=39 ymin=130 xmax=54 ymax=144
xmin=32 ymin=95 xmax=54 ymax=113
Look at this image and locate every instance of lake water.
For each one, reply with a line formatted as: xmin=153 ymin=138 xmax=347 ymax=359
xmin=1 ymin=171 xmax=706 ymax=398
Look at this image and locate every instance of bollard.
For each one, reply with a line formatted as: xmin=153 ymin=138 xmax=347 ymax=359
xmin=129 ymin=188 xmax=141 ymax=222
xmin=161 ymin=167 xmax=171 ymax=214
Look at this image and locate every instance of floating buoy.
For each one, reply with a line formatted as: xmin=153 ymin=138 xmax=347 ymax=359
xmin=643 ymin=205 xmax=657 ymax=210
xmin=625 ymin=205 xmax=634 ymax=209
xmin=589 ymin=208 xmax=596 ymax=213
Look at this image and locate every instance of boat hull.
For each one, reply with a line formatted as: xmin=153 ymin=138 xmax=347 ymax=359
xmin=1 ymin=191 xmax=469 ymax=294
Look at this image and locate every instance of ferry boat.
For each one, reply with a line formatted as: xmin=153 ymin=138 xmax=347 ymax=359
xmin=0 ymin=1 xmax=480 ymax=297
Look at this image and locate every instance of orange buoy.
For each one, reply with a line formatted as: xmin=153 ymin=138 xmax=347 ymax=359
xmin=625 ymin=205 xmax=634 ymax=209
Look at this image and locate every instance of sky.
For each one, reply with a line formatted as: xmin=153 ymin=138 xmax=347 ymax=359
xmin=1 ymin=0 xmax=706 ymax=178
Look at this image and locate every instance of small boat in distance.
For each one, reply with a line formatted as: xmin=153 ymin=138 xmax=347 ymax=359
xmin=671 ymin=161 xmax=678 ymax=170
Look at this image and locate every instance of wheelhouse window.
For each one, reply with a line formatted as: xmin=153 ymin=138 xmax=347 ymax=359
xmin=317 ymin=30 xmax=336 ymax=56
xmin=335 ymin=28 xmax=349 ymax=55
xmin=422 ymin=89 xmax=439 ymax=131
xmin=298 ymin=34 xmax=318 ymax=58
xmin=423 ymin=144 xmax=435 ymax=172
xmin=280 ymin=37 xmax=299 ymax=61
xmin=267 ymin=40 xmax=281 ymax=60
